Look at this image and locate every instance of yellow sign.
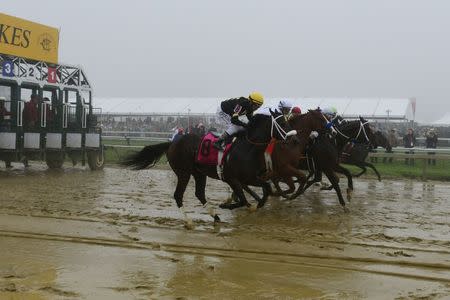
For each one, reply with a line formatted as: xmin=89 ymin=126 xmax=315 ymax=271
xmin=0 ymin=13 xmax=59 ymax=64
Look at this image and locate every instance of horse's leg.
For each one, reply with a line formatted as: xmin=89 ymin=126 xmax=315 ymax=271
xmin=242 ymin=182 xmax=272 ymax=207
xmin=174 ymin=172 xmax=194 ymax=228
xmin=334 ymin=164 xmax=353 ymax=202
xmin=219 ymin=180 xmax=250 ymax=210
xmin=303 ymin=170 xmax=322 ymax=193
xmin=287 ymin=168 xmax=308 ymax=200
xmin=365 ymin=162 xmax=382 ymax=181
xmin=283 ymin=165 xmax=307 ymax=200
xmin=193 ymin=172 xmax=220 ymax=222
xmin=259 ymin=182 xmax=272 ymax=207
xmin=353 ymin=164 xmax=367 ymax=177
xmin=243 ymin=185 xmax=262 ymax=203
xmin=271 ymin=180 xmax=288 ymax=197
xmin=323 ymin=168 xmax=348 ymax=212
xmin=232 ymin=184 xmax=270 ymax=208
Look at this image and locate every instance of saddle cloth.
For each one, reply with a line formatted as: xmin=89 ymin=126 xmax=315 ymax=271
xmin=196 ymin=133 xmax=232 ymax=166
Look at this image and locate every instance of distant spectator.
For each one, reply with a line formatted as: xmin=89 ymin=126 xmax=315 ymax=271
xmin=388 ymin=129 xmax=399 ymax=148
xmin=170 ymin=127 xmax=184 ymax=143
xmin=403 ymin=128 xmax=416 ymax=165
xmin=23 ymin=94 xmax=39 ymax=130
xmin=192 ymin=122 xmax=206 ymax=137
xmin=384 ymin=129 xmax=398 ymax=163
xmin=425 ymin=128 xmax=438 ymax=165
xmin=0 ymin=97 xmax=12 ymax=131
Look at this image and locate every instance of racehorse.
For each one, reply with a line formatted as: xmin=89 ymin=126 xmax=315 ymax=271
xmin=268 ymin=109 xmax=334 ymax=197
xmin=294 ymin=117 xmax=376 ymax=210
xmin=340 ymin=130 xmax=391 ymax=181
xmin=122 ymin=109 xmax=297 ymax=226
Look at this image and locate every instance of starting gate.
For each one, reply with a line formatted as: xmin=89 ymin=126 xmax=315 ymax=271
xmin=0 ymin=53 xmax=104 ymax=170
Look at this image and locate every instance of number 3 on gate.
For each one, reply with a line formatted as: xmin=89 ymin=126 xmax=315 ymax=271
xmin=2 ymin=61 xmax=14 ymax=77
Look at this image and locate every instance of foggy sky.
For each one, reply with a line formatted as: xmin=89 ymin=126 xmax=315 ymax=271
xmin=2 ymin=0 xmax=450 ymax=122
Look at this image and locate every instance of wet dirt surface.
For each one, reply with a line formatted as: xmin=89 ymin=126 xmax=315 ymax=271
xmin=0 ymin=163 xmax=449 ymax=299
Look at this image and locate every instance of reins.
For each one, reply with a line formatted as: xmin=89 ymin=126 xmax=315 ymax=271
xmin=335 ymin=120 xmax=371 ymax=143
xmin=246 ymin=114 xmax=292 ymax=145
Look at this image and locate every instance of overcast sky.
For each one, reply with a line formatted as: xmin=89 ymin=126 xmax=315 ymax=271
xmin=2 ymin=0 xmax=450 ymax=122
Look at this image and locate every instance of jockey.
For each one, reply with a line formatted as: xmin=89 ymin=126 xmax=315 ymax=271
xmin=291 ymin=106 xmax=301 ymax=115
xmin=254 ymin=99 xmax=294 ymax=118
xmin=277 ymin=99 xmax=294 ymax=116
xmin=321 ymin=107 xmax=337 ymax=120
xmin=322 ymin=106 xmax=345 ymax=125
xmin=214 ymin=92 xmax=264 ymax=150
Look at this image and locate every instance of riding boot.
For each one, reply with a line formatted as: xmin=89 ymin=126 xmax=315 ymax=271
xmin=213 ymin=132 xmax=229 ymax=151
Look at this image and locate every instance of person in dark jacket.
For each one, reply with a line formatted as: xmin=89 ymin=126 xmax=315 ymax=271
xmin=171 ymin=127 xmax=184 ymax=143
xmin=384 ymin=129 xmax=398 ymax=163
xmin=403 ymin=128 xmax=416 ymax=165
xmin=213 ymin=92 xmax=264 ymax=150
xmin=425 ymin=128 xmax=438 ymax=165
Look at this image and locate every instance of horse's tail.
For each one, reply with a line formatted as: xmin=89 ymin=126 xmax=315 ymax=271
xmin=122 ymin=142 xmax=171 ymax=170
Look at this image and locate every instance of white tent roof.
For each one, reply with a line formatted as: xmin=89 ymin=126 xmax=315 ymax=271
xmin=431 ymin=112 xmax=450 ymax=125
xmin=95 ymin=97 xmax=414 ymax=120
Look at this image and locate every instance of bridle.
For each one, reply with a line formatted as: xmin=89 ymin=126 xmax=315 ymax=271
xmin=319 ymin=112 xmax=337 ymax=136
xmin=271 ymin=114 xmax=296 ymax=141
xmin=246 ymin=114 xmax=297 ymax=145
xmin=334 ymin=119 xmax=371 ymax=144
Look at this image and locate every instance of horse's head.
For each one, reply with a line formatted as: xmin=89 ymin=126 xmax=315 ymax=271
xmin=247 ymin=109 xmax=296 ymax=142
xmin=335 ymin=117 xmax=376 ymax=145
xmin=289 ymin=109 xmax=333 ymax=137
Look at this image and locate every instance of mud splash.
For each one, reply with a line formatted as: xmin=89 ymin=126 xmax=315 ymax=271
xmin=0 ymin=165 xmax=449 ymax=298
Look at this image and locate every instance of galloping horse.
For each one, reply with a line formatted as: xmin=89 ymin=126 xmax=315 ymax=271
xmin=340 ymin=130 xmax=391 ymax=180
xmin=268 ymin=109 xmax=334 ymax=198
xmin=122 ymin=110 xmax=297 ymax=226
xmin=293 ymin=117 xmax=376 ymax=210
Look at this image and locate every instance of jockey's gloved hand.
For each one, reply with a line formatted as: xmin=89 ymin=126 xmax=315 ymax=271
xmin=309 ymin=131 xmax=319 ymax=139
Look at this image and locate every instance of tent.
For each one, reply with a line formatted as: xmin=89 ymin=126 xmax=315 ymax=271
xmin=430 ymin=112 xmax=450 ymax=125
xmin=95 ymin=97 xmax=415 ymax=121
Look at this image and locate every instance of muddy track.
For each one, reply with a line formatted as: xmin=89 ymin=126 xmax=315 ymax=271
xmin=1 ymin=166 xmax=450 ymax=298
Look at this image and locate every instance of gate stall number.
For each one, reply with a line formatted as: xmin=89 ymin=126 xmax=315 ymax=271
xmin=1 ymin=60 xmax=57 ymax=83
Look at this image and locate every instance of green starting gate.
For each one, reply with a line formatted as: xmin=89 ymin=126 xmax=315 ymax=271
xmin=0 ymin=53 xmax=104 ymax=170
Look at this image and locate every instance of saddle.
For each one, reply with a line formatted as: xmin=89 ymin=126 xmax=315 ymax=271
xmin=196 ymin=133 xmax=232 ymax=166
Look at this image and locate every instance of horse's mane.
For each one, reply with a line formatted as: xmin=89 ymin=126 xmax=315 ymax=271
xmin=338 ymin=120 xmax=360 ymax=130
xmin=250 ymin=113 xmax=272 ymax=123
xmin=242 ymin=114 xmax=269 ymax=135
xmin=289 ymin=109 xmax=321 ymax=124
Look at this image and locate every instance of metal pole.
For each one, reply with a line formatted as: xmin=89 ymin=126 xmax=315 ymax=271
xmin=386 ymin=109 xmax=391 ymax=130
xmin=187 ymin=108 xmax=191 ymax=133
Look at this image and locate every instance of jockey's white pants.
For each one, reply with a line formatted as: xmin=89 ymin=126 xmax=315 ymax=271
xmin=216 ymin=107 xmax=245 ymax=136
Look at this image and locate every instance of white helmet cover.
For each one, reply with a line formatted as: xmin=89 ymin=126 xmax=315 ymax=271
xmin=322 ymin=107 xmax=333 ymax=115
xmin=278 ymin=99 xmax=293 ymax=110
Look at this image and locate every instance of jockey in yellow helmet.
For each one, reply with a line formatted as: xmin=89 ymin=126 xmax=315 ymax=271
xmin=214 ymin=92 xmax=264 ymax=150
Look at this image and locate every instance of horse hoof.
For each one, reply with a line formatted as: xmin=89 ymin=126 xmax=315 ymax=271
xmin=346 ymin=188 xmax=353 ymax=202
xmin=343 ymin=206 xmax=350 ymax=213
xmin=184 ymin=220 xmax=195 ymax=230
xmin=219 ymin=203 xmax=243 ymax=210
xmin=257 ymin=200 xmax=268 ymax=208
xmin=213 ymin=215 xmax=221 ymax=222
xmin=248 ymin=203 xmax=258 ymax=212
